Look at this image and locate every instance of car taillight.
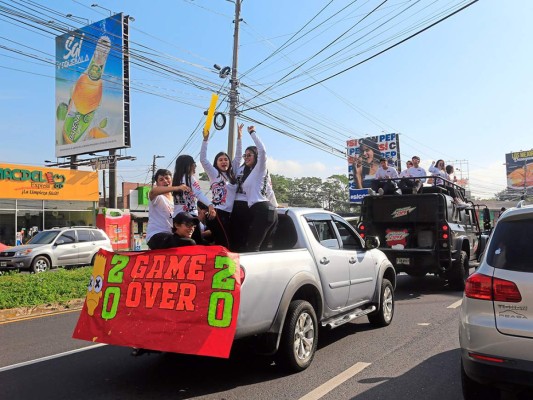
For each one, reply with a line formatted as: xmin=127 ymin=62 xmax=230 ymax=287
xmin=441 ymin=224 xmax=449 ymax=240
xmin=358 ymin=224 xmax=365 ymax=238
xmin=465 ymin=273 xmax=521 ymax=302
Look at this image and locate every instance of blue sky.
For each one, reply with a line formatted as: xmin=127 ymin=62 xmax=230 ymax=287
xmin=1 ymin=0 xmax=532 ymax=199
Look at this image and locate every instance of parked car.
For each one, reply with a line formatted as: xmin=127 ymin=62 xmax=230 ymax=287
xmin=459 ymin=201 xmax=533 ymax=399
xmin=0 ymin=226 xmax=112 ymax=273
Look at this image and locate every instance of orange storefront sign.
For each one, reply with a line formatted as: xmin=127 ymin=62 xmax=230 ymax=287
xmin=0 ymin=163 xmax=99 ymax=201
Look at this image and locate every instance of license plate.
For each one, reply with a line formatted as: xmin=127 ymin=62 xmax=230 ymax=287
xmin=396 ymin=257 xmax=410 ymax=265
xmin=0 ymin=261 xmax=6 ymax=267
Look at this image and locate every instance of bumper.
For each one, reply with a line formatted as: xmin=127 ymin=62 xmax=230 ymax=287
xmin=461 ymin=349 xmax=533 ymax=389
xmin=0 ymin=257 xmax=32 ymax=270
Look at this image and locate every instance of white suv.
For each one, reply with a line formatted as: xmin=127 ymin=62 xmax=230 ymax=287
xmin=459 ymin=201 xmax=533 ymax=398
xmin=0 ymin=227 xmax=112 ymax=273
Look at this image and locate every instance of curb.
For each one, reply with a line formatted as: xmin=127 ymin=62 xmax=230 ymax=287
xmin=0 ymin=299 xmax=85 ymax=323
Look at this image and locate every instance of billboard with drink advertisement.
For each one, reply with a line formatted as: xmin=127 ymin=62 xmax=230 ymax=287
xmin=55 ymin=14 xmax=130 ymax=157
xmin=505 ymin=149 xmax=533 ymax=191
xmin=347 ymin=134 xmax=401 ymax=203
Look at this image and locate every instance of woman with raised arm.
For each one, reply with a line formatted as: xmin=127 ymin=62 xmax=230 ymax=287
xmin=200 ymin=124 xmax=243 ymax=248
xmin=230 ymin=125 xmax=278 ymax=252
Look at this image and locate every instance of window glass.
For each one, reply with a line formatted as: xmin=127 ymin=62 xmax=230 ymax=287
xmin=17 ymin=200 xmax=43 ymax=210
xmin=77 ymin=229 xmax=92 ymax=243
xmin=308 ymin=220 xmax=339 ymax=249
xmin=333 ymin=219 xmax=362 ymax=250
xmin=92 ymin=230 xmax=107 ymax=241
xmin=0 ymin=200 xmax=15 ymax=209
xmin=57 ymin=230 xmax=76 ymax=245
xmin=486 ymin=219 xmax=533 ymax=272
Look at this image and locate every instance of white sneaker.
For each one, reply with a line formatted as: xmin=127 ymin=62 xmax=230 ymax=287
xmin=368 ymin=189 xmax=376 ymax=196
xmin=378 ymin=188 xmax=384 ymax=196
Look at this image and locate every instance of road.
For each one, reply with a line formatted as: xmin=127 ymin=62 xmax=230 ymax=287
xmin=0 ymin=273 xmax=502 ymax=399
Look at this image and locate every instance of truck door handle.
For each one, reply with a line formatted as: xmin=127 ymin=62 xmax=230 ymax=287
xmin=320 ymin=257 xmax=330 ymax=265
xmin=349 ymin=257 xmax=356 ymax=264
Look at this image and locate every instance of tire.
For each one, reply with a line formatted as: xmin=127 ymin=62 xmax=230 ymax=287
xmin=276 ymin=300 xmax=318 ymax=372
xmin=30 ymin=256 xmax=50 ymax=273
xmin=461 ymin=359 xmax=500 ymax=400
xmin=368 ymin=278 xmax=394 ymax=327
xmin=449 ymin=250 xmax=469 ymax=291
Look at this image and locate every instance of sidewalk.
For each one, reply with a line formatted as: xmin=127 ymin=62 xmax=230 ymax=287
xmin=0 ymin=299 xmax=84 ymax=323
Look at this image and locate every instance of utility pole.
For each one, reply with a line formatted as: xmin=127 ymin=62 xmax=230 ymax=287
xmin=227 ymin=0 xmax=241 ymax=159
xmin=152 ymin=155 xmax=165 ymax=182
xmin=108 ymin=149 xmax=117 ymax=208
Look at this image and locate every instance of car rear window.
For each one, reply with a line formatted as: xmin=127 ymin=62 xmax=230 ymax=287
xmin=486 ymin=218 xmax=533 ymax=272
xmin=77 ymin=229 xmax=92 ymax=242
xmin=92 ymin=230 xmax=108 ymax=241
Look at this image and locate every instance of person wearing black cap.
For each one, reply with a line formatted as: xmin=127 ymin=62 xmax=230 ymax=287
xmin=168 ymin=212 xmax=199 ymax=248
xmin=371 ymin=157 xmax=399 ymax=195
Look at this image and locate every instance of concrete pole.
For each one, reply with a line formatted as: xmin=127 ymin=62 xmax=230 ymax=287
xmin=227 ymin=0 xmax=241 ymax=159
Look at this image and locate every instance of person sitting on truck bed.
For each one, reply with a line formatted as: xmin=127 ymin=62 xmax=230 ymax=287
xmin=428 ymin=159 xmax=448 ymax=186
xmin=399 ymin=160 xmax=413 ymax=178
xmin=445 ymin=165 xmax=467 ymax=207
xmin=168 ymin=212 xmax=198 ymax=248
xmin=399 ymin=156 xmax=426 ymax=194
xmin=370 ymin=157 xmax=400 ymax=195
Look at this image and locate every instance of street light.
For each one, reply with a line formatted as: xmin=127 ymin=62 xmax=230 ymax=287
xmin=91 ymin=3 xmax=113 ymax=16
xmin=66 ymin=14 xmax=90 ymax=24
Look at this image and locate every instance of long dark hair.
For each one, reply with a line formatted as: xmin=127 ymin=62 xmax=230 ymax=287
xmin=241 ymin=146 xmax=258 ymax=183
xmin=214 ymin=151 xmax=236 ymax=184
xmin=358 ymin=138 xmax=381 ymax=175
xmin=172 ymin=155 xmax=195 ymax=195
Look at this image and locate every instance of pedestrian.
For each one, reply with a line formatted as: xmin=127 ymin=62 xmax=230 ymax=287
xmin=200 ymin=123 xmax=243 ymax=249
xmin=172 ymin=154 xmax=216 ymax=245
xmin=230 ymin=125 xmax=278 ymax=252
xmin=146 ymin=169 xmax=191 ymax=250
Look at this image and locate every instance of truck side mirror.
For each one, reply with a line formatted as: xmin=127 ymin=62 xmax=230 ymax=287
xmin=365 ymin=236 xmax=380 ymax=250
xmin=483 ymin=207 xmax=491 ymax=222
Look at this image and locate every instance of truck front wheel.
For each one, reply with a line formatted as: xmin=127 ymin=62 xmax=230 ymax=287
xmin=276 ymin=300 xmax=318 ymax=372
xmin=449 ymin=250 xmax=469 ymax=291
xmin=368 ymin=278 xmax=394 ymax=327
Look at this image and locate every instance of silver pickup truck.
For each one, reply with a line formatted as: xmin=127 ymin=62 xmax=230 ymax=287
xmin=234 ymin=207 xmax=396 ymax=372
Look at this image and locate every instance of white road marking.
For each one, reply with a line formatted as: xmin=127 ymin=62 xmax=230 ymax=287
xmin=299 ymin=361 xmax=371 ymax=400
xmin=0 ymin=344 xmax=106 ymax=372
xmin=417 ymin=323 xmax=430 ymax=326
xmin=447 ymin=299 xmax=463 ymax=309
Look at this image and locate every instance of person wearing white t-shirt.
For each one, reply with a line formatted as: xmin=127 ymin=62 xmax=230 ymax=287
xmin=371 ymin=158 xmax=399 ymax=195
xmin=399 ymin=155 xmax=427 ymax=194
xmin=230 ymin=126 xmax=278 ymax=252
xmin=146 ymin=169 xmax=190 ymax=249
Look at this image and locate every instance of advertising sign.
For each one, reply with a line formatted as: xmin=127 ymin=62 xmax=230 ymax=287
xmin=347 ymin=134 xmax=400 ymax=203
xmin=73 ymin=247 xmax=241 ymax=358
xmin=0 ymin=162 xmax=98 ymax=201
xmin=55 ymin=14 xmax=130 ymax=157
xmin=505 ymin=150 xmax=533 ymax=191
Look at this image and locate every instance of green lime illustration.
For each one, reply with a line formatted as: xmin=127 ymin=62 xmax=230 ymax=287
xmin=99 ymin=118 xmax=108 ymax=128
xmin=56 ymin=103 xmax=68 ymax=120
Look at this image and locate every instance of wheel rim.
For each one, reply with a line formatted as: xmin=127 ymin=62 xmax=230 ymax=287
xmin=382 ymin=286 xmax=393 ymax=323
xmin=34 ymin=259 xmax=48 ymax=273
xmin=293 ymin=312 xmax=315 ymax=361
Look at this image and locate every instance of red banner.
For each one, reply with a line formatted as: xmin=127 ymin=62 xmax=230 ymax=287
xmin=73 ymin=246 xmax=241 ymax=358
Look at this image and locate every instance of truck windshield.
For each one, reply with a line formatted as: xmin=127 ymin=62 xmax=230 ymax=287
xmin=27 ymin=231 xmax=60 ymax=245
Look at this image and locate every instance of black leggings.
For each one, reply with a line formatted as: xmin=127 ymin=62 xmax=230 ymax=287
xmin=229 ymin=200 xmax=250 ymax=252
xmin=207 ymin=209 xmax=232 ymax=249
xmin=147 ymin=232 xmax=173 ymax=250
xmin=244 ymin=201 xmax=278 ymax=252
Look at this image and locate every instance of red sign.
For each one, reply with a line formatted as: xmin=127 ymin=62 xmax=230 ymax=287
xmin=73 ymin=246 xmax=241 ymax=358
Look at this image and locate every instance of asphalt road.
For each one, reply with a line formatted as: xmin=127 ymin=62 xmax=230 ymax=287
xmin=0 ymin=272 xmax=524 ymax=400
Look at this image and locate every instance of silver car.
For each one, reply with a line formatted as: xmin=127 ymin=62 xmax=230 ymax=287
xmin=0 ymin=227 xmax=112 ymax=273
xmin=459 ymin=201 xmax=533 ymax=399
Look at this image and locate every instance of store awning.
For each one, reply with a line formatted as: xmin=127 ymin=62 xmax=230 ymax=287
xmin=130 ymin=211 xmax=149 ymax=219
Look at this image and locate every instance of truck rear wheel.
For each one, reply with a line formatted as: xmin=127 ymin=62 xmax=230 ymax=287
xmin=449 ymin=250 xmax=469 ymax=291
xmin=368 ymin=278 xmax=394 ymax=327
xmin=276 ymin=300 xmax=318 ymax=372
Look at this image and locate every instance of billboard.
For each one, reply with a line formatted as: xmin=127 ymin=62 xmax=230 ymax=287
xmin=347 ymin=134 xmax=400 ymax=203
xmin=0 ymin=162 xmax=99 ymax=201
xmin=55 ymin=14 xmax=130 ymax=157
xmin=505 ymin=149 xmax=533 ymax=191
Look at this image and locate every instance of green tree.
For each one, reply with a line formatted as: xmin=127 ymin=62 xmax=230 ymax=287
xmin=270 ymin=174 xmax=292 ymax=205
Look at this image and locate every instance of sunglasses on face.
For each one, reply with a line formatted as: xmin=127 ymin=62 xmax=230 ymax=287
xmin=181 ymin=222 xmax=195 ymax=228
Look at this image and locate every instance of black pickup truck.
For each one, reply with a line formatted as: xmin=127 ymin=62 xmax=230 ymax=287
xmin=356 ymin=180 xmax=487 ymax=290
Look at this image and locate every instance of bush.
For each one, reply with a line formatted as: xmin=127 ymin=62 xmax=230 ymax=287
xmin=0 ymin=267 xmax=91 ymax=309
